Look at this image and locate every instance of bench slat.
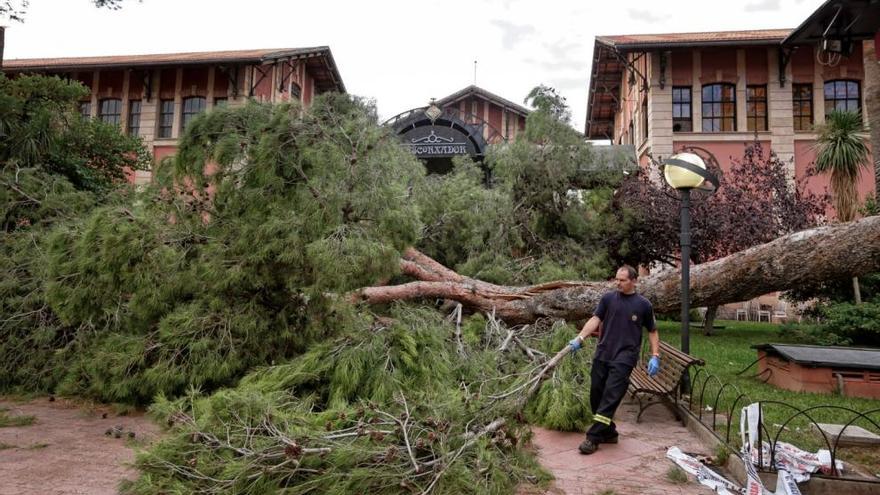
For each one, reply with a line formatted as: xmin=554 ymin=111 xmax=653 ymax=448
xmin=629 ymin=341 xmax=702 ymax=398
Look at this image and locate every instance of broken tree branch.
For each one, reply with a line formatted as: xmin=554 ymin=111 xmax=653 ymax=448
xmin=355 ymin=217 xmax=880 ymax=324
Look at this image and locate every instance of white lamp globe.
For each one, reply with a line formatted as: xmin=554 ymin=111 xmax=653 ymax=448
xmin=664 ymin=152 xmax=706 ymax=190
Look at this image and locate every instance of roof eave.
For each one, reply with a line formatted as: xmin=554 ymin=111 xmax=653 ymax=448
xmin=585 ymin=40 xmax=620 ymax=140
xmin=6 ymin=57 xmax=267 ymax=72
xmin=783 ymin=0 xmax=880 ymax=46
xmin=606 ymin=39 xmax=786 ymax=51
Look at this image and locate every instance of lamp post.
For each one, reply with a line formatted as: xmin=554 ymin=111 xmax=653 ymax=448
xmin=662 ymin=152 xmax=718 ymax=393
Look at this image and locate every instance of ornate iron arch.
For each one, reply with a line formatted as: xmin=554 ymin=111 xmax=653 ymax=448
xmin=383 ymin=103 xmax=507 ymax=159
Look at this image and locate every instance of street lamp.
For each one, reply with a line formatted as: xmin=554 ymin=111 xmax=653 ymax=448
xmin=662 ymin=152 xmax=718 ymax=393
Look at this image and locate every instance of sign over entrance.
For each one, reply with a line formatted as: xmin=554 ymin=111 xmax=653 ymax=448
xmin=385 ymin=104 xmax=492 ymax=160
xmin=399 ymin=126 xmax=476 ymax=158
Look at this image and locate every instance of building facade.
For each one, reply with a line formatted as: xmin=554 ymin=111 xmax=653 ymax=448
xmin=5 ymin=47 xmax=345 ymax=184
xmin=384 ymin=85 xmax=530 ymax=173
xmin=433 ymin=85 xmax=529 ymax=144
xmin=585 ymin=30 xmax=876 ymax=202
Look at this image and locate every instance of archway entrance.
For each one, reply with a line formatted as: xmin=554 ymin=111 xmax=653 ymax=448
xmin=384 ymin=103 xmax=506 ymax=174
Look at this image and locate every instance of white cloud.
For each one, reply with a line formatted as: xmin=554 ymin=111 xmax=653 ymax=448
xmin=744 ymin=0 xmax=782 ymax=12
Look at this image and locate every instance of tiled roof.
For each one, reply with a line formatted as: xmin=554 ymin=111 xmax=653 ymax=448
xmin=5 ymin=46 xmax=329 ymax=70
xmin=5 ymin=46 xmax=346 ymax=93
xmin=597 ymin=29 xmax=792 ymax=49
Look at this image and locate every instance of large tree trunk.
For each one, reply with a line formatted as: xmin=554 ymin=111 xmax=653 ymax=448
xmin=356 ymin=216 xmax=880 ymax=324
xmin=863 ymin=40 xmax=880 ymax=196
xmin=703 ymin=306 xmax=718 ymax=336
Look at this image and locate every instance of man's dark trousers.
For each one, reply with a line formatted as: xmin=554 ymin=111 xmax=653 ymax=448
xmin=586 ymin=358 xmax=634 ymax=442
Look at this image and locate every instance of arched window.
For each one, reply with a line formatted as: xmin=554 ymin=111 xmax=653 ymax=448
xmin=701 ymin=83 xmax=736 ymax=132
xmin=99 ymin=98 xmax=122 ymax=125
xmin=823 ymin=80 xmax=860 ymax=115
xmin=181 ymin=96 xmax=207 ymax=132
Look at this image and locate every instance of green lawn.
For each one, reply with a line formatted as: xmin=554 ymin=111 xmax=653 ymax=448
xmin=655 ymin=320 xmax=880 ymax=465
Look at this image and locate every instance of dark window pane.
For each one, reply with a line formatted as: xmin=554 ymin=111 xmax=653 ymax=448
xmin=181 ymin=97 xmax=207 ymax=132
xmin=847 ymin=81 xmax=859 ymax=95
xmin=823 ymin=80 xmax=860 ymax=117
xmin=99 ymin=98 xmax=122 ymax=125
xmin=127 ymin=100 xmax=141 ymax=135
xmin=721 ymin=85 xmax=732 ymax=99
xmin=158 ymin=100 xmax=174 ymax=138
xmin=79 ymin=102 xmax=91 ymax=120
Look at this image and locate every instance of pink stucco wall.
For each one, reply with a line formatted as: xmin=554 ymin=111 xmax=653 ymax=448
xmin=671 ymin=50 xmax=692 ymax=86
xmin=745 ymin=48 xmax=768 ymax=84
xmin=672 ymin=140 xmax=771 ymax=175
xmin=794 ymin=139 xmax=876 ymax=212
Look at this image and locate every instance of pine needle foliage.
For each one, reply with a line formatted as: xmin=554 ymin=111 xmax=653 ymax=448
xmin=10 ymin=94 xmax=425 ymax=403
xmin=524 ymin=321 xmax=593 ymax=431
xmin=124 ymin=306 xmax=558 ymax=494
xmin=489 ymin=107 xmax=626 ymax=283
xmin=417 ymin=105 xmax=628 ymax=285
xmin=0 ymin=74 xmax=147 ymax=393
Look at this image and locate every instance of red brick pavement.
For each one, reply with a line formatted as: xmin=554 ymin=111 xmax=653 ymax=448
xmin=529 ymin=398 xmax=714 ymax=495
xmin=1 ymin=396 xmax=715 ymax=495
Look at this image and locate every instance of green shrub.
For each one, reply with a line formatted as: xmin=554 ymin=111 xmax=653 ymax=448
xmin=780 ymin=301 xmax=880 ymax=347
xmin=816 ymin=302 xmax=880 ymax=346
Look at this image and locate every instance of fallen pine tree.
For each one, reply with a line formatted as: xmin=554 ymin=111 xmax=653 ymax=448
xmin=4 ymin=83 xmax=879 ymax=494
xmin=122 ymin=307 xmax=589 ymax=494
xmin=356 ymin=215 xmax=880 ymax=323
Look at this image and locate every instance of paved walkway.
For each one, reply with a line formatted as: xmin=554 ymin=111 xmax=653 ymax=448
xmin=530 ymin=397 xmax=712 ymax=495
xmin=2 ymin=396 xmax=714 ymax=495
xmin=0 ymin=398 xmax=159 ymax=495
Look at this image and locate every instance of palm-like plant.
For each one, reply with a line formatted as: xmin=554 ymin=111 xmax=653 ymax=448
xmin=815 ymin=110 xmax=870 ymax=222
xmin=815 ymin=109 xmax=871 ymax=302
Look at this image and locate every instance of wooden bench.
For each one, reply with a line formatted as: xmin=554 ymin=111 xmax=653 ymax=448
xmin=628 ymin=341 xmax=704 ymax=423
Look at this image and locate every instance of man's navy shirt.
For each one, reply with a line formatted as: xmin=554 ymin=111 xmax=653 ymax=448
xmin=593 ymin=290 xmax=657 ymax=367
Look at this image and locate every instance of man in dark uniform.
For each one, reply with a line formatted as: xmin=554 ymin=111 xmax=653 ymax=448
xmin=568 ymin=265 xmax=660 ymax=455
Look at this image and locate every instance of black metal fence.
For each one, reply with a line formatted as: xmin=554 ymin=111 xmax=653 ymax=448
xmin=683 ymin=366 xmax=880 ymax=480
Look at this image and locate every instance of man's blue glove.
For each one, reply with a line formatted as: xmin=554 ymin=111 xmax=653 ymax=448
xmin=647 ymin=355 xmax=661 ymax=376
xmin=568 ymin=336 xmax=583 ymax=353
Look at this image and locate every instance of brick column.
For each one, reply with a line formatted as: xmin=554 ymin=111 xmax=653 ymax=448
xmin=692 ymin=51 xmax=702 ymax=132
xmin=120 ymin=69 xmax=130 ymax=133
xmin=206 ymin=66 xmax=215 ymax=110
xmin=648 ymin=51 xmax=673 ymax=161
xmin=812 ymin=46 xmax=825 ymax=128
xmin=768 ymin=47 xmax=795 ymax=180
xmin=135 ymin=70 xmax=160 ymax=185
xmin=90 ymin=70 xmax=100 ymax=118
xmin=172 ymin=68 xmax=183 ymax=139
xmin=736 ymin=49 xmax=748 ymax=132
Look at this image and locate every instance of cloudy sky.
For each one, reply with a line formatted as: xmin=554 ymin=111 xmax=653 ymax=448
xmin=5 ymin=0 xmax=824 ymax=131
